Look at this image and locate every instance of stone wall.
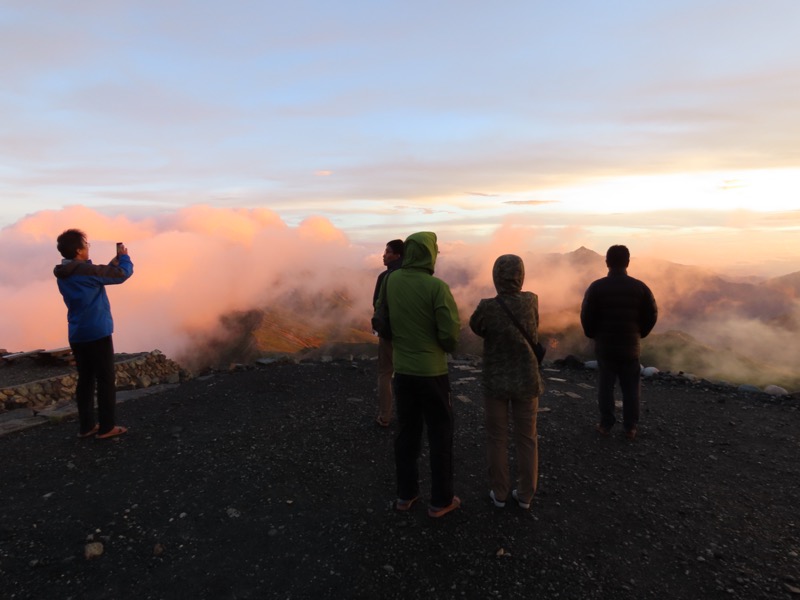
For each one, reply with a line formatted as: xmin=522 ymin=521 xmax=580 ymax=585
xmin=0 ymin=351 xmax=190 ymax=413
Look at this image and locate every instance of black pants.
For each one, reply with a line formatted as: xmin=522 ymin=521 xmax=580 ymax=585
xmin=70 ymin=336 xmax=116 ymax=434
xmin=597 ymin=355 xmax=641 ymax=431
xmin=393 ymin=373 xmax=454 ymax=508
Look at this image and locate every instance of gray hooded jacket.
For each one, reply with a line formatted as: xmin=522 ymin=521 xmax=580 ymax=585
xmin=469 ymin=254 xmax=543 ymax=399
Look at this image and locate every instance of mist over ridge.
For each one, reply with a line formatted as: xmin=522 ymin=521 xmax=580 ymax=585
xmin=1 ymin=205 xmax=798 ymax=390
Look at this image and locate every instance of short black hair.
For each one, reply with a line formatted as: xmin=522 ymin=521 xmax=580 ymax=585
xmin=606 ymin=245 xmax=630 ymax=269
xmin=57 ymin=229 xmax=87 ymax=259
xmin=386 ymin=239 xmax=404 ymax=256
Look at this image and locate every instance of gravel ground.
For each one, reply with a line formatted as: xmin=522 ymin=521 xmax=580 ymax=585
xmin=0 ymin=357 xmax=798 ymax=600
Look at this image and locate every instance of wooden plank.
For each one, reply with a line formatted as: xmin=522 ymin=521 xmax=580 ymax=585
xmin=2 ymin=349 xmax=46 ymax=361
xmin=34 ymin=348 xmax=75 ymax=366
xmin=38 ymin=347 xmax=73 ymax=357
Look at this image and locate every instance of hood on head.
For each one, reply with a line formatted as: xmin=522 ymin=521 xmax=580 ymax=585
xmin=402 ymin=232 xmax=438 ymax=274
xmin=403 ymin=231 xmax=439 ymax=274
xmin=492 ymin=254 xmax=524 ymax=294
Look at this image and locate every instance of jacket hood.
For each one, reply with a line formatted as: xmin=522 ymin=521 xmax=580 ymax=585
xmin=492 ymin=254 xmax=524 ymax=294
xmin=53 ymin=258 xmax=86 ymax=279
xmin=402 ymin=232 xmax=438 ymax=274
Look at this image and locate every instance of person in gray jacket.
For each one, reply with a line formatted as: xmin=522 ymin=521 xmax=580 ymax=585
xmin=580 ymin=245 xmax=657 ymax=440
xmin=470 ymin=254 xmax=542 ymax=509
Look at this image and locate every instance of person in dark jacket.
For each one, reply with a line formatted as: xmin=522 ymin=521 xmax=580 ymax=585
xmin=469 ymin=254 xmax=543 ymax=510
xmin=386 ymin=232 xmax=461 ymax=518
xmin=372 ymin=239 xmax=404 ymax=427
xmin=54 ymin=229 xmax=134 ymax=439
xmin=580 ymin=245 xmax=657 ymax=440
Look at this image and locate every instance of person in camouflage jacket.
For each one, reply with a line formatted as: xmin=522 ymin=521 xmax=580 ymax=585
xmin=469 ymin=254 xmax=542 ymax=509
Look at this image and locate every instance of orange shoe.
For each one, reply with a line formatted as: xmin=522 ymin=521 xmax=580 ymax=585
xmin=395 ymin=496 xmax=419 ymax=511
xmin=595 ymin=423 xmax=612 ymax=436
xmin=96 ymin=426 xmax=128 ymax=440
xmin=77 ymin=424 xmax=99 ymax=438
xmin=428 ymin=496 xmax=461 ymax=518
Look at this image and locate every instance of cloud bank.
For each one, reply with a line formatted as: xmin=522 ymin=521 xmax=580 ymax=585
xmin=1 ymin=205 xmax=799 ymax=386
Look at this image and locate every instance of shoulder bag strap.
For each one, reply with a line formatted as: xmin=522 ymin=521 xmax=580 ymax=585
xmin=495 ymin=295 xmax=536 ymax=351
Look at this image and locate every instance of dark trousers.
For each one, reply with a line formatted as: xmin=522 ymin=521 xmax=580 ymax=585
xmin=393 ymin=373 xmax=454 ymax=507
xmin=70 ymin=336 xmax=116 ymax=434
xmin=597 ymin=355 xmax=641 ymax=431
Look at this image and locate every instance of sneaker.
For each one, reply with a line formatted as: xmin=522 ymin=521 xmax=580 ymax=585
xmin=489 ymin=490 xmax=506 ymax=508
xmin=512 ymin=489 xmax=531 ymax=510
xmin=428 ymin=496 xmax=461 ymax=518
xmin=625 ymin=426 xmax=638 ymax=440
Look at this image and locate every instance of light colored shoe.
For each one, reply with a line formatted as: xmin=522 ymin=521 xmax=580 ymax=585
xmin=512 ymin=489 xmax=531 ymax=510
xmin=489 ymin=490 xmax=506 ymax=508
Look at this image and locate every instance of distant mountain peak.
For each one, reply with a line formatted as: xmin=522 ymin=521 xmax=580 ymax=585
xmin=571 ymin=246 xmax=601 ymax=257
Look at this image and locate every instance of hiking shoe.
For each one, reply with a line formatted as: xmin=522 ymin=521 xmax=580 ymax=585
xmin=395 ymin=496 xmax=419 ymax=511
xmin=512 ymin=489 xmax=531 ymax=510
xmin=428 ymin=496 xmax=461 ymax=518
xmin=489 ymin=490 xmax=506 ymax=508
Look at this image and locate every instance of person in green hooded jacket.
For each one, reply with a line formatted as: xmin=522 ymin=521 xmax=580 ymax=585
xmin=382 ymin=231 xmax=461 ymax=518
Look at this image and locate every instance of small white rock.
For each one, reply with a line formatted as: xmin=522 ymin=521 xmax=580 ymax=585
xmin=764 ymin=385 xmax=788 ymax=396
xmin=84 ymin=542 xmax=104 ymax=559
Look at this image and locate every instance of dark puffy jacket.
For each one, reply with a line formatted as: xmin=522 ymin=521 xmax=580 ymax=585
xmin=372 ymin=256 xmax=403 ymax=309
xmin=580 ymin=267 xmax=657 ymax=360
xmin=469 ymin=254 xmax=543 ymax=399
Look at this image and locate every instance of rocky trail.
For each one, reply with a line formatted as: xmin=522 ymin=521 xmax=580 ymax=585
xmin=0 ymin=357 xmax=798 ymax=599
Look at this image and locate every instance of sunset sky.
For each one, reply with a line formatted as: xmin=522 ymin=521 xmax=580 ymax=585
xmin=2 ymin=1 xmax=800 ymax=276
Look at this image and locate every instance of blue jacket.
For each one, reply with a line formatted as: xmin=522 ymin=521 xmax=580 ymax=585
xmin=54 ymin=255 xmax=134 ymax=343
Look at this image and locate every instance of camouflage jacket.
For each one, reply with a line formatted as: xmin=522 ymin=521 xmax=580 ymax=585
xmin=469 ymin=254 xmax=543 ymax=399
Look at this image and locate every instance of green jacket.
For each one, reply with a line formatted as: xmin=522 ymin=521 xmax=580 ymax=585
xmin=384 ymin=232 xmax=460 ymax=376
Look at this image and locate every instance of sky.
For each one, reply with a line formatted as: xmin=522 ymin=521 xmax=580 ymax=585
xmin=3 ymin=1 xmax=800 ymax=361
xmin=2 ymin=0 xmax=800 ymax=276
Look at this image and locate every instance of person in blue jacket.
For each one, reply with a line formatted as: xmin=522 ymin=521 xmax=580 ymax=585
xmin=54 ymin=229 xmax=134 ymax=439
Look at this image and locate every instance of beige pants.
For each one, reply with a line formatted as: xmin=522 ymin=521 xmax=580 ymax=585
xmin=377 ymin=337 xmax=394 ymax=423
xmin=484 ymin=394 xmax=539 ymax=504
